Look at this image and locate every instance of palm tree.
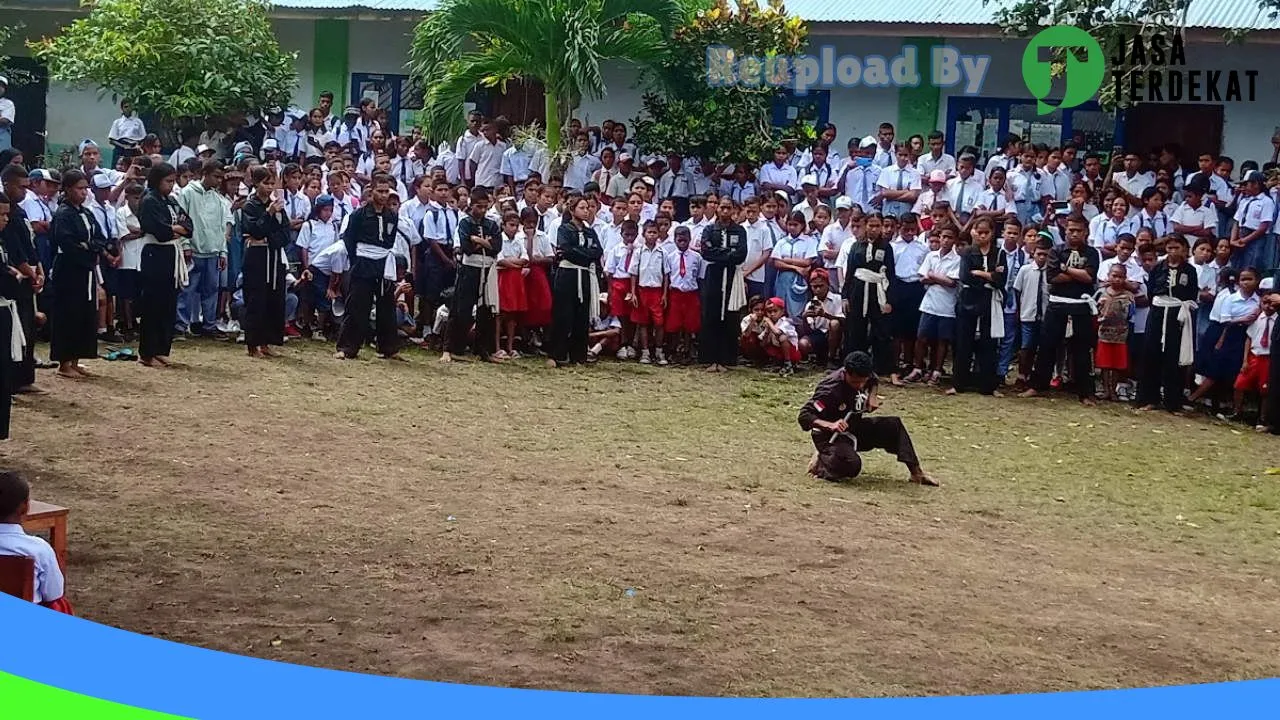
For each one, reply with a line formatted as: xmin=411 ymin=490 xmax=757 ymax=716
xmin=409 ymin=0 xmax=686 ymax=153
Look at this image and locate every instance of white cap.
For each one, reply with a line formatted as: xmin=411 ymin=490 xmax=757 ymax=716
xmin=1262 ymin=277 xmax=1275 ymax=291
xmin=800 ymin=173 xmax=818 ymax=187
xmin=91 ymin=173 xmax=115 ymax=190
xmin=858 ymin=135 xmax=877 ymax=149
xmin=261 ymin=138 xmax=279 ymax=151
xmin=774 ymin=189 xmax=790 ymax=203
xmin=835 ymin=196 xmax=853 ymax=209
xmin=928 ymin=169 xmax=947 ymax=183
xmin=618 ymin=152 xmax=633 ymax=163
xmin=233 ymin=141 xmax=253 ymax=157
xmin=78 ymin=138 xmax=99 ymax=155
xmin=196 ymin=144 xmax=214 ymax=155
xmin=0 ymin=75 xmax=8 ymax=87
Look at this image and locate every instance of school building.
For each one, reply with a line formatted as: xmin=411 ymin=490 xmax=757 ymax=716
xmin=4 ymin=0 xmax=1279 ymax=168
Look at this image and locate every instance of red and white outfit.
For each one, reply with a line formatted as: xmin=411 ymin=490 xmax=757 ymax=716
xmin=604 ymin=240 xmax=637 ymax=319
xmin=518 ymin=229 xmax=554 ymax=327
xmin=1235 ymin=310 xmax=1274 ymax=393
xmin=665 ymin=247 xmax=703 ymax=334
xmin=629 ymin=244 xmax=667 ymax=326
xmin=765 ymin=315 xmax=802 ymax=362
xmin=496 ymin=233 xmax=529 ymax=313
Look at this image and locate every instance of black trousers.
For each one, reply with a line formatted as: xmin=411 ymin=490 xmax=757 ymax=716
xmin=952 ymin=311 xmax=999 ymax=394
xmin=549 ymin=267 xmax=591 ymax=364
xmin=1031 ymin=306 xmax=1095 ymax=398
xmin=842 ymin=302 xmax=893 ymax=375
xmin=338 ymin=273 xmax=398 ymax=357
xmin=0 ymin=309 xmax=12 ymax=440
xmin=810 ymin=416 xmax=920 ymax=481
xmin=242 ymin=246 xmax=286 ymax=348
xmin=6 ymin=290 xmax=35 ymax=389
xmin=49 ymin=261 xmax=98 ymax=362
xmin=449 ymin=266 xmax=496 ymax=358
xmin=138 ymin=245 xmax=179 ymax=359
xmin=699 ymin=280 xmax=739 ymax=366
xmin=1137 ymin=306 xmax=1187 ymax=411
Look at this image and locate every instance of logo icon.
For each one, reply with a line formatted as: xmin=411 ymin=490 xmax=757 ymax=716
xmin=1021 ymin=25 xmax=1105 ymax=115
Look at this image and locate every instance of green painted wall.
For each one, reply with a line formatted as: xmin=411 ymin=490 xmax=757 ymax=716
xmin=313 ymin=19 xmax=350 ymax=106
xmin=896 ymin=37 xmax=942 ymax=140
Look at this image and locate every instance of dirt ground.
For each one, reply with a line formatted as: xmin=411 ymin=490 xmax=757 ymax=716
xmin=4 ymin=339 xmax=1280 ymax=697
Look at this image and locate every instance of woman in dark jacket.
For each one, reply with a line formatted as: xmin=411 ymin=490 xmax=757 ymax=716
xmin=137 ymin=162 xmax=188 ymax=367
xmin=239 ymin=165 xmax=290 ymax=357
xmin=49 ymin=170 xmax=108 ymax=378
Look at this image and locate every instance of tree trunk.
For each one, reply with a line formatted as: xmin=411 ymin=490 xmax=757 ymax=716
xmin=544 ymin=91 xmax=560 ymax=153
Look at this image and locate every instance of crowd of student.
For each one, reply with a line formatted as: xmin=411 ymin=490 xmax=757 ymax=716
xmin=2 ymin=92 xmax=1280 ymax=445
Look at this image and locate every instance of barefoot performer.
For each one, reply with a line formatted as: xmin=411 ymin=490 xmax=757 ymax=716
xmin=335 ymin=173 xmax=401 ymax=360
xmin=798 ymin=350 xmax=937 ymax=485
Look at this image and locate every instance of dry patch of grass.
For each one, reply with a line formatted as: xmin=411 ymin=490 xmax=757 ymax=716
xmin=4 ymin=338 xmax=1279 ymax=697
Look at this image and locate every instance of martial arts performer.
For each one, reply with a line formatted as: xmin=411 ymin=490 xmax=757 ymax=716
xmin=949 ymin=216 xmax=1007 ymax=395
xmin=335 ymin=173 xmax=402 ymax=360
xmin=1020 ymin=213 xmax=1099 ymax=404
xmin=547 ymin=195 xmax=604 ymax=367
xmin=443 ymin=186 xmax=502 ymax=363
xmin=698 ymin=196 xmax=748 ymax=372
xmin=841 ymin=212 xmax=894 ymax=372
xmin=240 ymin=166 xmax=290 ymax=358
xmin=1138 ymin=234 xmax=1199 ymax=412
xmin=798 ymin=350 xmax=937 ymax=486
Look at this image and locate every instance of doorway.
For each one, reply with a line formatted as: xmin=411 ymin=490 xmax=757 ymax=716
xmin=1123 ymin=103 xmax=1223 ymax=163
xmin=477 ymin=78 xmax=546 ymax=128
xmin=4 ymin=57 xmax=48 ymax=162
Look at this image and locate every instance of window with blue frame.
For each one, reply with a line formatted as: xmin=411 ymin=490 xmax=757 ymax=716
xmin=944 ymin=97 xmax=1123 ymax=167
xmin=772 ymin=89 xmax=831 ymax=129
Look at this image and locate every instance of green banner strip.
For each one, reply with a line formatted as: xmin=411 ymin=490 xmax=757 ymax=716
xmin=0 ymin=671 xmax=191 ymax=719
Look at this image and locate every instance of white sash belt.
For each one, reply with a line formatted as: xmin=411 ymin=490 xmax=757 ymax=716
xmin=558 ymin=260 xmax=600 ymax=320
xmin=1049 ymin=294 xmax=1097 ymax=338
xmin=140 ymin=235 xmax=189 ymax=288
xmin=356 ymin=243 xmax=398 ymax=282
xmin=716 ymin=265 xmax=747 ymax=321
xmin=0 ymin=298 xmax=25 ymax=361
xmin=985 ymin=285 xmax=1005 ymax=339
xmin=465 ymin=254 xmax=500 ymax=312
xmin=852 ymin=267 xmax=888 ymax=317
xmin=1152 ymin=295 xmax=1197 ymax=366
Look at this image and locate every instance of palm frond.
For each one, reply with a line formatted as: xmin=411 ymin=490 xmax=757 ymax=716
xmin=418 ymin=47 xmax=533 ymax=141
xmin=600 ymin=0 xmax=688 ymax=33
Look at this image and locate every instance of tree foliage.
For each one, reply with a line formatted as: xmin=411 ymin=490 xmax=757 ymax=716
xmin=409 ymin=0 xmax=685 ymax=153
xmin=30 ymin=0 xmax=297 ymax=122
xmin=991 ymin=0 xmax=1280 ymax=108
xmin=633 ymin=0 xmax=808 ymax=164
xmin=1 ymin=23 xmax=36 ymax=87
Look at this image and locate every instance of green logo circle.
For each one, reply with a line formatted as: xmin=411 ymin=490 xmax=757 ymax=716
xmin=1021 ymin=25 xmax=1105 ymax=114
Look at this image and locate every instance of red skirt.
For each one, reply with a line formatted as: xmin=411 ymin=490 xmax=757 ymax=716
xmin=665 ymin=289 xmax=701 ymax=334
xmin=524 ymin=265 xmax=552 ymax=327
xmin=609 ymin=278 xmax=631 ymax=319
xmin=1095 ymin=340 xmax=1129 ymax=370
xmin=498 ymin=268 xmax=528 ymax=313
xmin=41 ymin=596 xmax=75 ymax=615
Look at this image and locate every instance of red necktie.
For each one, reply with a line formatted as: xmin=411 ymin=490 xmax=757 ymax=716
xmin=1263 ymin=317 xmax=1271 ymax=349
xmin=679 ymin=251 xmax=687 ymax=277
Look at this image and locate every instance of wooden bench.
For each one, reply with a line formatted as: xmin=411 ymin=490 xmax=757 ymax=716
xmin=0 ymin=554 xmax=35 ymax=601
xmin=22 ymin=500 xmax=68 ymax=572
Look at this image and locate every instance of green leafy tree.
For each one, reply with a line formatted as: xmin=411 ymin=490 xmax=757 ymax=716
xmin=633 ymin=0 xmax=808 ymax=164
xmin=409 ymin=0 xmax=685 ymax=153
xmin=991 ymin=0 xmax=1279 ymax=108
xmin=30 ymin=0 xmax=297 ymax=124
xmin=1 ymin=23 xmax=36 ymax=87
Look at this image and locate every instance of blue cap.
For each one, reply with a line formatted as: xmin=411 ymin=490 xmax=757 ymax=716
xmin=314 ymin=194 xmax=335 ymax=209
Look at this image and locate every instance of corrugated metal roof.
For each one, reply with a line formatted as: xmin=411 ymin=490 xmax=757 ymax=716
xmin=779 ymin=0 xmax=1280 ymax=29
xmin=271 ymin=0 xmax=438 ymax=10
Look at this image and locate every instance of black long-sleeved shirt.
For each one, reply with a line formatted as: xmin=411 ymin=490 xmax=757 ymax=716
xmin=459 ymin=214 xmax=503 ymax=259
xmin=957 ymin=244 xmax=1007 ymax=315
xmin=241 ymin=195 xmax=291 ymax=251
xmin=700 ymin=222 xmax=748 ymax=267
xmin=1146 ymin=260 xmax=1198 ymax=302
xmin=138 ymin=190 xmax=178 ymax=243
xmin=798 ymin=369 xmax=879 ymax=432
xmin=340 ymin=203 xmax=398 ymax=259
xmin=2 ymin=202 xmax=34 ymax=270
xmin=843 ymin=240 xmax=895 ymax=308
xmin=51 ymin=202 xmax=108 ymax=271
xmin=555 ymin=221 xmax=602 ymax=267
xmin=1045 ymin=243 xmax=1099 ymax=313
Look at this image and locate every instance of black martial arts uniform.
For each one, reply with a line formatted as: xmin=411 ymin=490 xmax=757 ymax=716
xmin=699 ymin=222 xmax=748 ymax=366
xmin=0 ymin=239 xmax=24 ymax=439
xmin=240 ymin=195 xmax=290 ymax=349
xmin=49 ymin=202 xmax=108 ymax=363
xmin=841 ymin=239 xmax=896 ymax=374
xmin=2 ymin=201 xmax=37 ymax=389
xmin=1138 ymin=260 xmax=1199 ymax=411
xmin=137 ymin=189 xmax=186 ymax=360
xmin=1030 ymin=243 xmax=1099 ymax=398
xmin=549 ymin=221 xmax=603 ymax=364
xmin=337 ymin=203 xmax=401 ymax=358
xmin=952 ymin=243 xmax=1007 ymax=395
xmin=797 ymin=369 xmax=921 ymax=481
xmin=447 ymin=212 xmax=502 ymax=359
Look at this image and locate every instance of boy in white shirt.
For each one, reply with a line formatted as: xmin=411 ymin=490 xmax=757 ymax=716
xmin=907 ymin=223 xmax=961 ymax=385
xmin=1012 ymin=240 xmax=1050 ymax=384
xmin=742 ymin=196 xmax=774 ymax=299
xmin=0 ymin=472 xmax=72 ymax=614
xmin=799 ymin=268 xmax=844 ymax=368
xmin=761 ymin=296 xmax=801 ymax=376
xmin=821 ymin=197 xmax=857 ymax=288
xmin=603 ymin=220 xmax=639 ymax=358
xmin=1170 ymin=178 xmax=1218 ymax=241
xmin=664 ymin=227 xmax=703 ymax=363
xmin=629 ymin=221 xmax=670 ymax=365
xmin=1233 ymin=291 xmax=1275 ymax=428
xmin=1231 ymin=170 xmax=1275 ymax=270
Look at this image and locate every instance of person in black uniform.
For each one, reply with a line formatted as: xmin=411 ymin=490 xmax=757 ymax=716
xmin=49 ymin=170 xmax=108 ymax=379
xmin=336 ymin=173 xmax=402 ymax=360
xmin=1 ymin=164 xmax=42 ymax=394
xmin=441 ymin=186 xmax=502 ymax=363
xmin=699 ymin=196 xmax=748 ymax=372
xmin=137 ymin=163 xmax=189 ymax=367
xmin=798 ymin=350 xmax=937 ymax=485
xmin=1137 ymin=234 xmax=1200 ymax=412
xmin=841 ymin=212 xmax=895 ymax=373
xmin=1020 ymin=213 xmax=1099 ymax=404
xmin=548 ymin=195 xmax=603 ymax=367
xmin=1263 ymin=274 xmax=1280 ymax=431
xmin=0 ymin=192 xmax=24 ymax=439
xmin=950 ymin=216 xmax=1007 ymax=395
xmin=240 ymin=166 xmax=290 ymax=358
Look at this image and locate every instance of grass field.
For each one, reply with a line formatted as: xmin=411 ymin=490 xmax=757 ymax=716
xmin=5 ymin=338 xmax=1280 ymax=698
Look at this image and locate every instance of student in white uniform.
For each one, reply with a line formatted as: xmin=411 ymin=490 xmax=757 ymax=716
xmin=946 ymin=153 xmax=985 ymax=220
xmin=1170 ymin=178 xmax=1219 ymax=241
xmin=1111 ymin=151 xmax=1155 ymax=215
xmin=0 ymin=472 xmax=72 ymax=614
xmin=876 ymin=145 xmax=922 ymax=220
xmin=915 ymin=131 xmax=956 ymax=177
xmin=1089 ymin=196 xmax=1130 ymax=259
xmin=907 ymin=223 xmax=961 ymax=385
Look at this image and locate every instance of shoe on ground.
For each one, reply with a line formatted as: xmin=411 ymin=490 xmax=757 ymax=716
xmin=639 ymin=350 xmax=652 ymax=364
xmin=655 ymin=349 xmax=668 ymax=366
xmin=284 ymin=323 xmax=302 ymax=338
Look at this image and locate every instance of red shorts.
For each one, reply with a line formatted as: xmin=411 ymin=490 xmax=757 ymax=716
xmin=765 ymin=340 xmax=802 ymax=363
xmin=664 ymin=289 xmax=701 ymax=334
xmin=1234 ymin=353 xmax=1271 ymax=393
xmin=609 ymin=278 xmax=631 ymax=319
xmin=631 ymin=286 xmax=665 ymax=326
xmin=1095 ymin=340 xmax=1129 ymax=370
